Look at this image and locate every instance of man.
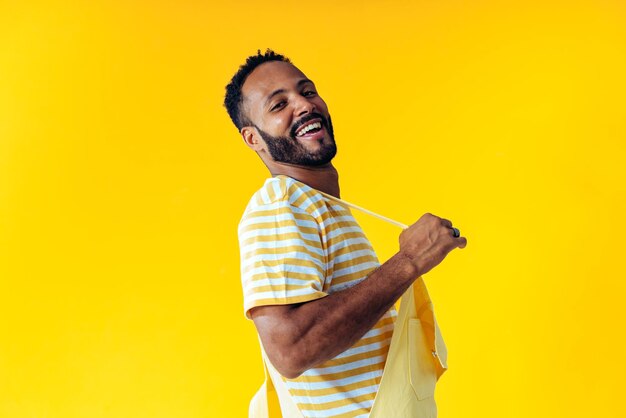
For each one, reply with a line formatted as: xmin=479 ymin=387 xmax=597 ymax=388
xmin=224 ymin=49 xmax=467 ymax=417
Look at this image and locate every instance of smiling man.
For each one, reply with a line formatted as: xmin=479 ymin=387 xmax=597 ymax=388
xmin=225 ymin=49 xmax=467 ymax=417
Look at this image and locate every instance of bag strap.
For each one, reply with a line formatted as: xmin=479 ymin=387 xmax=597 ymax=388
xmin=317 ymin=190 xmax=408 ymax=229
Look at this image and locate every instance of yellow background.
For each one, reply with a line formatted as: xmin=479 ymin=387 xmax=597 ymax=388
xmin=1 ymin=0 xmax=625 ymax=417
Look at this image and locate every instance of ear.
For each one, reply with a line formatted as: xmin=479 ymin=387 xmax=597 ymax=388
xmin=241 ymin=126 xmax=263 ymax=151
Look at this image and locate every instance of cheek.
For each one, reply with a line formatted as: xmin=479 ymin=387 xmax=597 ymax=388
xmin=269 ymin=115 xmax=292 ymax=133
xmin=316 ymin=98 xmax=330 ymax=114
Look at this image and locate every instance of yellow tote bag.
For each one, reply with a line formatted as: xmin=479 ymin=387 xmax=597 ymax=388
xmin=249 ymin=277 xmax=448 ymax=418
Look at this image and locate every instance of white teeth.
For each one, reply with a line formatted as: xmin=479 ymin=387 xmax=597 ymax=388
xmin=297 ymin=122 xmax=322 ymax=136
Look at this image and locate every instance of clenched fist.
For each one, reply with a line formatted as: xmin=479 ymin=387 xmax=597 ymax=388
xmin=399 ymin=213 xmax=467 ymax=277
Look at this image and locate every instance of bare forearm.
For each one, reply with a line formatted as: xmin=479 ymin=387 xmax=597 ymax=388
xmin=253 ymin=212 xmax=467 ymax=379
xmin=260 ymin=251 xmax=418 ymax=378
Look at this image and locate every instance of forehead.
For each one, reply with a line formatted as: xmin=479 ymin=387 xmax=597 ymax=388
xmin=241 ymin=61 xmax=310 ymax=107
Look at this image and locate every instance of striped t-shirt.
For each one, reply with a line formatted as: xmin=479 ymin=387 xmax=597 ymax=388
xmin=238 ymin=175 xmax=397 ymax=417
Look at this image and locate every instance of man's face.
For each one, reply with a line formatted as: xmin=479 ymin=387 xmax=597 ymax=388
xmin=241 ymin=61 xmax=336 ymax=166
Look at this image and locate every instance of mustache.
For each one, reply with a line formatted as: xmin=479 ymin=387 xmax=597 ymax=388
xmin=290 ymin=113 xmax=328 ymax=138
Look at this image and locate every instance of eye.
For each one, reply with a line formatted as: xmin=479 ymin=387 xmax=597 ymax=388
xmin=270 ymin=101 xmax=286 ymax=111
xmin=303 ymin=90 xmax=316 ymax=97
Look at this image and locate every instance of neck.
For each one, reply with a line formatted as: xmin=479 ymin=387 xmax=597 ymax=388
xmin=269 ymin=162 xmax=340 ymax=198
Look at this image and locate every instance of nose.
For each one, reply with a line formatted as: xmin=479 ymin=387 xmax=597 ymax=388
xmin=294 ymin=95 xmax=316 ymax=117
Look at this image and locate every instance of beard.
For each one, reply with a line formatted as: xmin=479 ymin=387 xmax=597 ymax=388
xmin=254 ymin=113 xmax=337 ymax=167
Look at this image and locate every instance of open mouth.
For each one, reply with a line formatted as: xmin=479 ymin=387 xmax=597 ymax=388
xmin=295 ymin=120 xmax=323 ymax=137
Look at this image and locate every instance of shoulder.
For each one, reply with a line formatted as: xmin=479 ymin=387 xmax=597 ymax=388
xmin=242 ymin=175 xmax=325 ymax=217
xmin=237 ymin=177 xmax=325 ymax=252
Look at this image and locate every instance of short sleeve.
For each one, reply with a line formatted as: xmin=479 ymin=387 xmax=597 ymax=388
xmin=238 ymin=199 xmax=328 ymax=318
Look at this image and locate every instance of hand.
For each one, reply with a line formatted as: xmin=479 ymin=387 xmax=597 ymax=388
xmin=399 ymin=213 xmax=467 ymax=277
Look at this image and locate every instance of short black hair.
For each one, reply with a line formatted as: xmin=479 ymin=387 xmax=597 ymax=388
xmin=224 ymin=49 xmax=292 ymax=130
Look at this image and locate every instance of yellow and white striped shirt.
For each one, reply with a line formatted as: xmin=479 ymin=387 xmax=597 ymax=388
xmin=239 ymin=175 xmax=397 ymax=417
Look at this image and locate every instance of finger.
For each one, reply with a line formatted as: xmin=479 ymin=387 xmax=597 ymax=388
xmin=440 ymin=218 xmax=453 ymax=229
xmin=442 ymin=239 xmax=460 ymax=256
xmin=456 ymin=237 xmax=467 ymax=249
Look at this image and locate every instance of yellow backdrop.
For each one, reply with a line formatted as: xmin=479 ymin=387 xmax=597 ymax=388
xmin=1 ymin=0 xmax=625 ymax=417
